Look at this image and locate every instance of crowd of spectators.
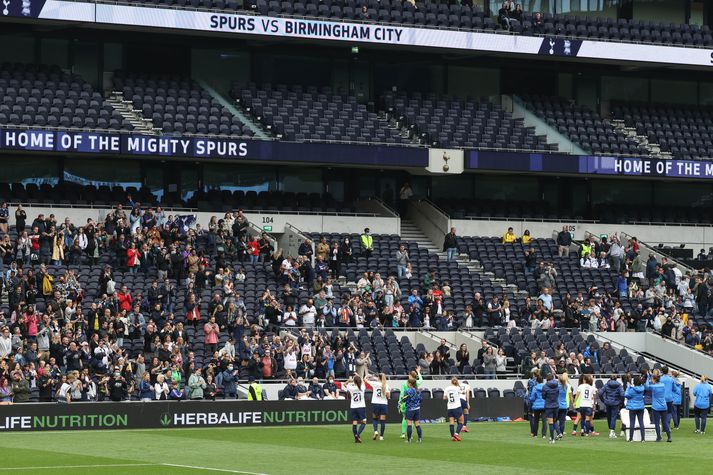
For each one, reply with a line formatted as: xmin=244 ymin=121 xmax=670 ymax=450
xmin=0 ymin=195 xmax=710 ymax=403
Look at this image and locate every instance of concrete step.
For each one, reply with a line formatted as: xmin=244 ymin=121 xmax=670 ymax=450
xmin=107 ymin=93 xmax=157 ymax=134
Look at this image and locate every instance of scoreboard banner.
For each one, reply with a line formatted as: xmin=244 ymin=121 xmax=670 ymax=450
xmin=1 ymin=0 xmax=712 ymax=68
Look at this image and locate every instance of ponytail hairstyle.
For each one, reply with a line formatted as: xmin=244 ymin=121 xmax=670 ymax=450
xmin=451 ymin=376 xmax=459 ymax=386
xmin=584 ymin=374 xmax=593 ymax=385
xmin=650 ymin=373 xmax=660 ymax=384
xmin=558 ymin=373 xmax=569 ymax=389
xmin=531 ymin=368 xmax=540 ymax=380
xmin=407 ymin=376 xmax=417 ymax=389
xmin=409 ymin=370 xmax=418 ymax=379
xmin=379 ymin=372 xmax=387 ymax=395
xmin=633 ymin=375 xmax=643 ymax=387
xmin=535 ymin=374 xmax=543 ymax=384
xmin=353 ymin=374 xmax=362 ymax=389
xmin=702 ymin=375 xmax=708 ymax=383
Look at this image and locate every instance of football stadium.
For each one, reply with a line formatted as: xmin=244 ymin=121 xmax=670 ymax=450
xmin=1 ymin=0 xmax=713 ymax=472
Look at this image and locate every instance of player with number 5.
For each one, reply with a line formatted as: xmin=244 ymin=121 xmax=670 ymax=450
xmin=346 ymin=374 xmax=367 ymax=443
xmin=444 ymin=377 xmax=464 ymax=442
xmin=368 ymin=373 xmax=390 ymax=440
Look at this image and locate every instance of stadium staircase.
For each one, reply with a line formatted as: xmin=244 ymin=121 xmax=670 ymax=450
xmin=106 ymin=93 xmax=159 ymax=134
xmin=404 ymin=207 xmax=527 ymax=301
xmin=378 ymin=110 xmax=427 ymax=146
xmin=506 ymin=95 xmax=582 ymax=154
xmin=198 ymin=79 xmax=271 ymax=140
xmin=609 ymin=118 xmax=672 ymax=160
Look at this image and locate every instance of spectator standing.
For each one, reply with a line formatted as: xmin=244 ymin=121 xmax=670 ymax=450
xmin=608 ymin=236 xmax=625 ymax=272
xmin=11 ymin=371 xmax=29 ymax=403
xmin=204 ymin=316 xmax=219 ymax=354
xmin=395 ymin=244 xmax=410 ymax=278
xmin=315 ymin=237 xmax=329 ymax=262
xmin=456 ymin=344 xmax=469 ymax=373
xmin=298 ymin=239 xmax=313 ymax=262
xmin=482 ymin=347 xmax=497 ymax=379
xmin=557 ymin=226 xmax=572 ymax=257
xmin=0 ymin=203 xmax=8 ymax=236
xmin=398 ymin=182 xmax=413 ymax=216
xmin=443 ymin=227 xmax=458 ymax=261
xmin=188 ymin=368 xmax=206 ymax=400
xmin=360 ymin=228 xmax=373 ymax=261
xmin=14 ymin=205 xmax=26 ymax=233
xmin=356 ymin=351 xmax=371 ymax=379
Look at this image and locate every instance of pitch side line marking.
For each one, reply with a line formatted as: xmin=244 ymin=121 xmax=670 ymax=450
xmin=0 ymin=463 xmax=158 ymax=470
xmin=162 ymin=463 xmax=268 ymax=474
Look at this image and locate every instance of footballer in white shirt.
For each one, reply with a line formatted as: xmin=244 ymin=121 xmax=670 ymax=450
xmin=445 ymin=377 xmax=465 ymax=441
xmin=346 ymin=374 xmax=367 ymax=443
xmin=459 ymin=379 xmax=471 ymax=433
xmin=368 ymin=373 xmax=390 ymax=440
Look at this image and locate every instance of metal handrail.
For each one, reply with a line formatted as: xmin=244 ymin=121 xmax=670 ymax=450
xmin=592 ymin=331 xmax=699 ymax=379
xmin=422 ymin=198 xmax=451 ymax=219
xmin=619 ymin=230 xmax=695 ymax=274
xmin=649 ymin=329 xmax=713 ymax=362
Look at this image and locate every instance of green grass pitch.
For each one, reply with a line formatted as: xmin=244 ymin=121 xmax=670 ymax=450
xmin=0 ymin=419 xmax=707 ymax=474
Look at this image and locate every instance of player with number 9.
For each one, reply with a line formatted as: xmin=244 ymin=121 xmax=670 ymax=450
xmin=576 ymin=374 xmax=597 ymax=436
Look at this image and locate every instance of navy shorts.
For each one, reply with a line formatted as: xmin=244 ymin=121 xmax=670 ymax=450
xmin=461 ymin=399 xmax=469 ymax=410
xmin=447 ymin=407 xmax=464 ymax=419
xmin=545 ymin=407 xmax=558 ymax=419
xmin=372 ymin=404 xmax=388 ymax=417
xmin=405 ymin=409 xmax=420 ymax=421
xmin=351 ymin=408 xmax=366 ymax=421
xmin=578 ymin=407 xmax=593 ymax=417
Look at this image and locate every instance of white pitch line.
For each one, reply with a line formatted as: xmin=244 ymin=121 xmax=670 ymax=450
xmin=162 ymin=463 xmax=268 ymax=475
xmin=0 ymin=463 xmax=158 ymax=470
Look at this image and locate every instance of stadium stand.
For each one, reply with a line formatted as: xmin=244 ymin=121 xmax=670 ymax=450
xmin=234 ymin=82 xmax=415 ymax=144
xmin=123 ymin=0 xmax=713 ymax=48
xmin=519 ymin=95 xmax=649 ymax=156
xmin=1 ymin=0 xmax=713 ymax=413
xmin=611 ymin=101 xmax=713 ymax=161
xmin=0 ymin=63 xmax=132 ymax=131
xmin=113 ymin=72 xmax=255 ymax=137
xmin=382 ymin=91 xmax=553 ymax=150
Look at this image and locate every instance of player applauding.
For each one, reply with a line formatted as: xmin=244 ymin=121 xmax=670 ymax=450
xmin=368 ymin=373 xmax=389 ymax=441
xmin=401 ymin=376 xmax=423 ymax=444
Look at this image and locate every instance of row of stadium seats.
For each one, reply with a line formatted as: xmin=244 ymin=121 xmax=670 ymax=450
xmin=8 ymin=62 xmax=713 ymax=171
xmin=234 ymin=82 xmax=415 ymax=145
xmin=383 ymin=91 xmax=554 ymax=151
xmin=611 ymin=101 xmax=713 ymax=162
xmin=123 ymin=0 xmax=713 ymax=48
xmin=113 ymin=72 xmax=255 ymax=137
xmin=0 ymin=63 xmax=132 ymax=131
xmin=520 ymin=95 xmax=649 ymax=156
